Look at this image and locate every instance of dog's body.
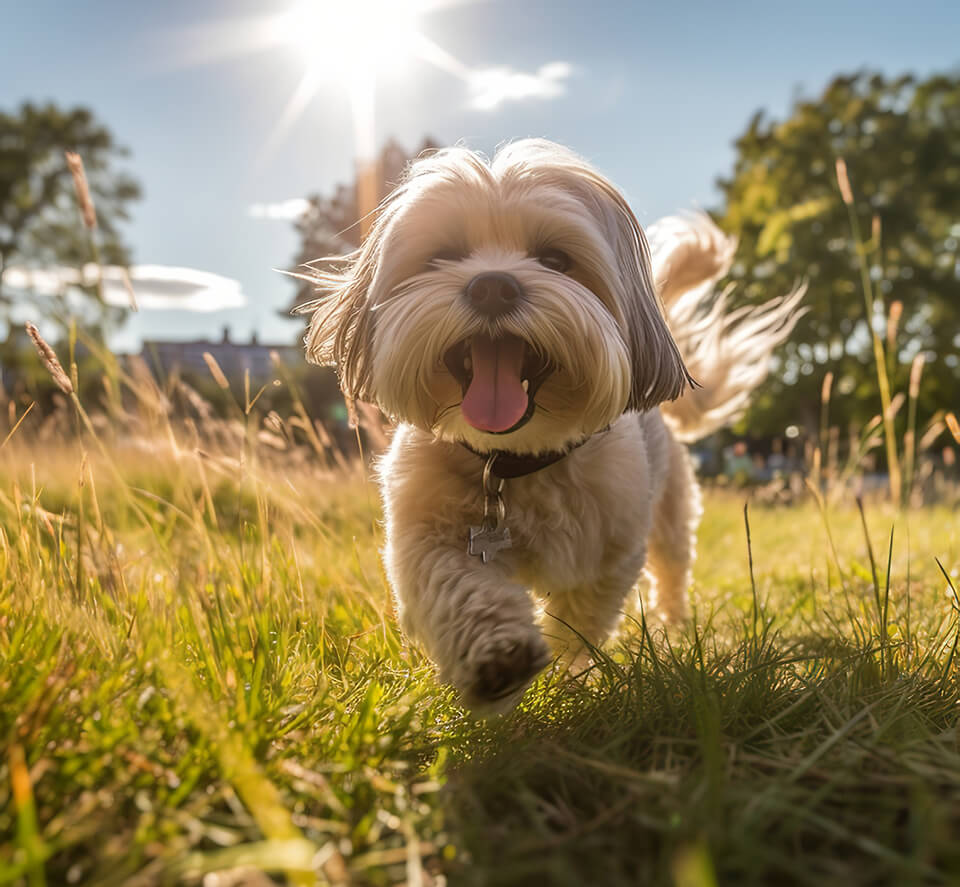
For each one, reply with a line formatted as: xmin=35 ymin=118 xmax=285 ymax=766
xmin=378 ymin=409 xmax=697 ymax=707
xmin=303 ymin=139 xmax=802 ymax=710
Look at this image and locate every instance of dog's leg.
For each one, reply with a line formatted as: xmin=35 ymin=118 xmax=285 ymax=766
xmin=644 ymin=437 xmax=701 ymax=624
xmin=539 ymin=551 xmax=647 ymax=665
xmin=385 ymin=524 xmax=550 ymax=711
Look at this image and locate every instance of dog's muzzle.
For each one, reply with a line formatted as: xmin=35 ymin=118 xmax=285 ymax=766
xmin=443 ymin=332 xmax=553 ymax=435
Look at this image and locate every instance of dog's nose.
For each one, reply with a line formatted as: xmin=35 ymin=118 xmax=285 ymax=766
xmin=465 ymin=272 xmax=523 ymax=317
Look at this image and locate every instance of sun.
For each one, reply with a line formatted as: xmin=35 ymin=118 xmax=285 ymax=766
xmin=274 ymin=0 xmax=422 ymax=80
xmin=263 ymin=0 xmax=429 ymax=161
xmin=171 ymin=0 xmax=474 ymax=174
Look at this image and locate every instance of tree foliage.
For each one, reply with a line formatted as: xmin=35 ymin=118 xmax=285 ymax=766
xmin=286 ymin=137 xmax=438 ymax=312
xmin=0 ymin=102 xmax=142 ymax=299
xmin=717 ymin=71 xmax=960 ymax=437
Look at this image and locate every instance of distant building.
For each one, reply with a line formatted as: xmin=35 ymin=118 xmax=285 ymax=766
xmin=140 ymin=327 xmax=301 ymax=382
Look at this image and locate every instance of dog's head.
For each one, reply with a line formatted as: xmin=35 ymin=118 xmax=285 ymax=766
xmin=303 ymin=139 xmax=691 ymax=455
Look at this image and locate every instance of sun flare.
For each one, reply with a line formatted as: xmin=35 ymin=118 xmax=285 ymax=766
xmin=265 ymin=0 xmax=429 ymax=161
xmin=172 ymin=0 xmax=475 ymax=172
xmin=275 ymin=0 xmax=422 ymax=79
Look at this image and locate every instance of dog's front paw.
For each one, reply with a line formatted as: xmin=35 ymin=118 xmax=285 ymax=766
xmin=458 ymin=624 xmax=551 ymax=713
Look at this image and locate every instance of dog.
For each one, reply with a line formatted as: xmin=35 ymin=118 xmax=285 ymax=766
xmin=301 ymin=139 xmax=803 ymax=711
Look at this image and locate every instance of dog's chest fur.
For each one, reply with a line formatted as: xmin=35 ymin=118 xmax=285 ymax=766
xmin=379 ymin=412 xmax=671 ymax=595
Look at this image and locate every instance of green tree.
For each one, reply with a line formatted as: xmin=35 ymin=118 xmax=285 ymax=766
xmin=0 ymin=102 xmax=142 ymax=305
xmin=717 ymin=71 xmax=960 ymax=438
xmin=285 ymin=137 xmax=438 ymax=313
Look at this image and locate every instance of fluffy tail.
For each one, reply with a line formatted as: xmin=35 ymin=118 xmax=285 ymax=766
xmin=649 ymin=212 xmax=806 ymax=443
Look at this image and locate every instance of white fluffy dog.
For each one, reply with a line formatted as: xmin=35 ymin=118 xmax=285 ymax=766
xmin=302 ymin=139 xmax=802 ymax=711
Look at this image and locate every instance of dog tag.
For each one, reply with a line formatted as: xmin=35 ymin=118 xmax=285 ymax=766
xmin=468 ymin=454 xmax=512 ymax=563
xmin=468 ymin=524 xmax=512 ymax=563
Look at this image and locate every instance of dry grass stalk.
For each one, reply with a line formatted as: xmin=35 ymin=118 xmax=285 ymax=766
xmin=121 ymin=268 xmax=139 ymax=312
xmin=827 ymin=425 xmax=840 ymax=478
xmin=835 ymin=157 xmax=854 ymax=206
xmin=64 ymin=151 xmax=97 ymax=229
xmin=947 ymin=413 xmax=960 ymax=445
xmin=264 ymin=411 xmax=286 ymax=437
xmin=835 ymin=153 xmax=900 ymax=503
xmin=202 ymin=352 xmax=230 ymax=390
xmin=817 ymin=370 xmax=833 ymax=493
xmin=903 ymin=351 xmax=927 ymax=506
xmin=25 ymin=323 xmax=74 ymax=394
xmin=257 ymin=429 xmax=288 ymax=451
xmin=919 ymin=419 xmax=946 ymax=452
xmin=909 ymin=353 xmax=926 ymax=399
xmin=177 ymin=379 xmax=213 ymax=420
xmin=344 ymin=394 xmax=359 ymax=430
xmin=885 ymin=392 xmax=905 ymax=421
xmin=356 ymin=401 xmax=391 ymax=452
xmin=0 ymin=402 xmax=35 ymax=451
xmin=886 ymin=300 xmax=903 ymax=349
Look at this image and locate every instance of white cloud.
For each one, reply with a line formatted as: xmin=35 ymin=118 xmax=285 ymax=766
xmin=468 ymin=61 xmax=573 ymax=111
xmin=3 ymin=264 xmax=246 ymax=312
xmin=247 ymin=198 xmax=310 ymax=221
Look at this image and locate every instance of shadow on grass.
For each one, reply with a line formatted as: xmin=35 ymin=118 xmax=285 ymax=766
xmin=441 ymin=615 xmax=960 ymax=887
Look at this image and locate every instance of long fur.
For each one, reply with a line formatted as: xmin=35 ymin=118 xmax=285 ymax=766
xmin=300 ymin=140 xmax=801 ymax=711
xmin=650 ymin=212 xmax=807 ymax=441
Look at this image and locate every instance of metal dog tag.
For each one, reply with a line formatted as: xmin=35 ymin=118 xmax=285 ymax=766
xmin=467 ymin=454 xmax=513 ymax=564
xmin=468 ymin=524 xmax=512 ymax=563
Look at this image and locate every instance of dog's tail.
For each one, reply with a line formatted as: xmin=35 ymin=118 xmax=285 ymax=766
xmin=649 ymin=212 xmax=806 ymax=443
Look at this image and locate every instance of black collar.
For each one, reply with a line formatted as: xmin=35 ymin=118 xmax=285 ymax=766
xmin=459 ymin=432 xmax=599 ymax=479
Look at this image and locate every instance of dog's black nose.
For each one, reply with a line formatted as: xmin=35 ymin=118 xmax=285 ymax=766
xmin=465 ymin=272 xmax=523 ymax=317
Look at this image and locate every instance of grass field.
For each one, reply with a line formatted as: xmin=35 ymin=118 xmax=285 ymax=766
xmin=2 ymin=427 xmax=960 ymax=886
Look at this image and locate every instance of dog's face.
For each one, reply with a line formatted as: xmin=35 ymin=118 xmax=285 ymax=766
xmin=304 ymin=139 xmax=690 ymax=455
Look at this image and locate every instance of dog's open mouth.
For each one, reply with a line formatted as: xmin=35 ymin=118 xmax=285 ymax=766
xmin=443 ymin=334 xmax=553 ymax=434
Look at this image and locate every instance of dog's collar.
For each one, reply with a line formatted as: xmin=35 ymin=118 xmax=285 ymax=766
xmin=459 ymin=431 xmax=603 ymax=479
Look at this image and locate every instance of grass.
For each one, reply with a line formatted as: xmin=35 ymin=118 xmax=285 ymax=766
xmin=1 ymin=426 xmax=959 ymax=887
xmin=4 ymin=132 xmax=954 ymax=887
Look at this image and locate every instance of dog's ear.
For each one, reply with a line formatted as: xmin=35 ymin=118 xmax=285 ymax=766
xmin=300 ymin=243 xmax=378 ymax=404
xmin=602 ymin=188 xmax=693 ymax=412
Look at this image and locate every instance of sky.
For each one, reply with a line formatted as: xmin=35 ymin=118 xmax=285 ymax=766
xmin=2 ymin=0 xmax=959 ymax=353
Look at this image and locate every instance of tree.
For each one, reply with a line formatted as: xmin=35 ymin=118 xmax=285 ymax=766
xmin=716 ymin=72 xmax=960 ymax=438
xmin=285 ymin=137 xmax=438 ymax=313
xmin=0 ymin=102 xmax=142 ymax=305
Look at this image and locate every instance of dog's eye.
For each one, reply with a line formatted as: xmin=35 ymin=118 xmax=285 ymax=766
xmin=536 ymin=248 xmax=571 ymax=273
xmin=429 ymin=248 xmax=467 ymax=266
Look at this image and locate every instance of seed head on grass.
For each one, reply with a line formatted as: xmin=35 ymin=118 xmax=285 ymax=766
xmin=947 ymin=413 xmax=960 ymax=445
xmin=65 ymin=150 xmax=98 ymax=230
xmin=835 ymin=157 xmax=854 ymax=206
xmin=885 ymin=392 xmax=905 ymax=421
xmin=909 ymin=353 xmax=926 ymax=400
xmin=203 ymin=352 xmax=230 ymax=390
xmin=25 ymin=322 xmax=74 ymax=395
xmin=886 ymin=300 xmax=903 ymax=349
xmin=821 ymin=371 xmax=833 ymax=406
xmin=919 ymin=418 xmax=946 ymax=452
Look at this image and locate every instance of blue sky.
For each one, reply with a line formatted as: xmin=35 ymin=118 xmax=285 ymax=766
xmin=3 ymin=0 xmax=959 ymax=352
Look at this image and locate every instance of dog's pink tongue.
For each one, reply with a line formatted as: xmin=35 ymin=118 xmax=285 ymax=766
xmin=461 ymin=334 xmax=528 ymax=432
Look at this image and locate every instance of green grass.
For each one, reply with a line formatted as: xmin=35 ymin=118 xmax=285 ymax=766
xmin=2 ymin=438 xmax=959 ymax=886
